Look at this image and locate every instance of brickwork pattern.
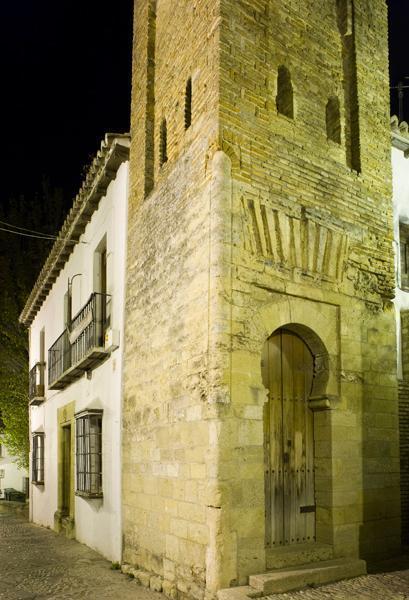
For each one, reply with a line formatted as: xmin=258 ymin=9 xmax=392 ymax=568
xmin=220 ymin=0 xmax=394 ymax=302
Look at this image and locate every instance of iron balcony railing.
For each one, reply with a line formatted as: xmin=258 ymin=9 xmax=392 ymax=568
xmin=29 ymin=362 xmax=45 ymax=404
xmin=48 ymin=292 xmax=110 ymax=389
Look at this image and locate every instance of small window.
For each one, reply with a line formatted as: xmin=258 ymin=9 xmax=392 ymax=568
xmin=75 ymin=410 xmax=103 ymax=498
xmin=160 ymin=119 xmax=168 ymax=166
xmin=326 ymin=97 xmax=341 ymax=144
xmin=32 ymin=433 xmax=45 ymax=485
xmin=400 ymin=222 xmax=409 ymax=290
xmin=276 ymin=65 xmax=294 ymax=119
xmin=185 ymin=77 xmax=192 ymax=129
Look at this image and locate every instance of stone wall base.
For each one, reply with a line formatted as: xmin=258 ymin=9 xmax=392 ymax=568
xmin=399 ymin=379 xmax=409 ymax=545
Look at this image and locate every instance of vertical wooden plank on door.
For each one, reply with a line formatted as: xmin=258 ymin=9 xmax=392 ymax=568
xmin=281 ymin=331 xmax=293 ymax=545
xmin=304 ymin=342 xmax=316 ymax=542
xmin=261 ymin=339 xmax=271 ymax=548
xmin=270 ymin=333 xmax=284 ymax=546
xmin=293 ymin=332 xmax=306 ymax=544
xmin=265 ymin=329 xmax=315 ymax=550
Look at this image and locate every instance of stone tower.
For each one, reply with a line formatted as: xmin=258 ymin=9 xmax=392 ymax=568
xmin=123 ymin=1 xmax=400 ymax=597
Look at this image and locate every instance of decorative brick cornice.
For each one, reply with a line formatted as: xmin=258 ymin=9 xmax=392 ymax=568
xmin=391 ymin=115 xmax=409 ymax=155
xmin=19 ymin=133 xmax=130 ymax=328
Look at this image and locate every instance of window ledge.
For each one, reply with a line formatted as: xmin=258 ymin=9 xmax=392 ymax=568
xmin=75 ymin=491 xmax=103 ymax=499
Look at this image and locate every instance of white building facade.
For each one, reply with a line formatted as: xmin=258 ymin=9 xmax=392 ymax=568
xmin=391 ymin=116 xmax=409 ymax=548
xmin=0 ymin=436 xmax=28 ymax=498
xmin=20 ymin=134 xmax=129 ymax=562
xmin=392 ymin=117 xmax=409 ymax=364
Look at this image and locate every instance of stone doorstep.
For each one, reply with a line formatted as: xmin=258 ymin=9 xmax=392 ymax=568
xmin=266 ymin=542 xmax=333 ymax=569
xmin=217 ymin=558 xmax=366 ymax=599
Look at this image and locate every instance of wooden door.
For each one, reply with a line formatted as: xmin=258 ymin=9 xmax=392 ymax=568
xmin=62 ymin=425 xmax=71 ymax=515
xmin=262 ymin=329 xmax=315 ymax=547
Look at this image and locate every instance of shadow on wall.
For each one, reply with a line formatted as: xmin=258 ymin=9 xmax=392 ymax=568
xmin=359 ymin=310 xmax=401 ymax=564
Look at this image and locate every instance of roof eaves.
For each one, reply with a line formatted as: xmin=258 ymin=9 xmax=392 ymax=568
xmin=19 ymin=133 xmax=130 ymax=328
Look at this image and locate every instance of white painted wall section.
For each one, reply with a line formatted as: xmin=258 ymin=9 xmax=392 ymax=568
xmin=29 ymin=154 xmax=128 ymax=562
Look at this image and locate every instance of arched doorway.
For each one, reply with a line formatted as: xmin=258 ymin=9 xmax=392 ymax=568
xmin=262 ymin=328 xmax=316 ymax=548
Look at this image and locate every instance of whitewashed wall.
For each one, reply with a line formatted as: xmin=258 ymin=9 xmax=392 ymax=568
xmin=392 ymin=145 xmax=409 ymax=378
xmin=0 ymin=439 xmax=28 ymax=496
xmin=29 ymin=160 xmax=128 ymax=562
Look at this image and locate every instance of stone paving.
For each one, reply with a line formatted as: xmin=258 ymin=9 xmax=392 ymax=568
xmin=263 ymin=571 xmax=409 ymax=600
xmin=2 ymin=511 xmax=409 ymax=599
xmin=0 ymin=512 xmax=162 ymax=600
xmin=262 ymin=561 xmax=409 ymax=600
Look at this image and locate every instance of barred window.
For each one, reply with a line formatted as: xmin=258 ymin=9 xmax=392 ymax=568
xmin=32 ymin=433 xmax=44 ymax=485
xmin=75 ymin=410 xmax=103 ymax=498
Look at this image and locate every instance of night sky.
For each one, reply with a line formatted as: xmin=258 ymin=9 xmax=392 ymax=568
xmin=0 ymin=1 xmax=408 ymax=212
xmin=1 ymin=0 xmax=133 ymax=209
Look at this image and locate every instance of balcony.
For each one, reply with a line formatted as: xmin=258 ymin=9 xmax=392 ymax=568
xmin=29 ymin=362 xmax=46 ymax=405
xmin=48 ymin=293 xmax=110 ymax=390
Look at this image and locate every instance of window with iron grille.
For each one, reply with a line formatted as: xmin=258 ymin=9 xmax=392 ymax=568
xmin=75 ymin=410 xmax=103 ymax=498
xmin=32 ymin=433 xmax=44 ymax=485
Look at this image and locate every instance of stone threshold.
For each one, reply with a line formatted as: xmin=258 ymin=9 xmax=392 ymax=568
xmin=218 ymin=558 xmax=366 ymax=598
xmin=266 ymin=542 xmax=333 ymax=570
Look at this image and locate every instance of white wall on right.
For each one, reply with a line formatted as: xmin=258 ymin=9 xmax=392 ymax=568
xmin=392 ymin=144 xmax=409 ymax=378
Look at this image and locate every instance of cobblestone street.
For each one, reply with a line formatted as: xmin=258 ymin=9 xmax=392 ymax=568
xmin=0 ymin=512 xmax=162 ymax=600
xmin=2 ymin=511 xmax=409 ymax=599
xmin=263 ymin=569 xmax=409 ymax=600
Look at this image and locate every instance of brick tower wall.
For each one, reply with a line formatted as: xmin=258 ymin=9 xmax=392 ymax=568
xmin=213 ymin=0 xmax=400 ymax=582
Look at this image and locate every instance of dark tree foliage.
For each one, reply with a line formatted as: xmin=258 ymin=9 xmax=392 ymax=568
xmin=0 ymin=182 xmax=66 ymax=468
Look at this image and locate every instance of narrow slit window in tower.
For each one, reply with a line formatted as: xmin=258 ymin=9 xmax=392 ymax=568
xmin=326 ymin=97 xmax=341 ymax=144
xmin=144 ymin=0 xmax=157 ymax=197
xmin=276 ymin=66 xmax=294 ymax=119
xmin=160 ymin=119 xmax=168 ymax=166
xmin=336 ymin=0 xmax=361 ymax=172
xmin=185 ymin=77 xmax=192 ymax=129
